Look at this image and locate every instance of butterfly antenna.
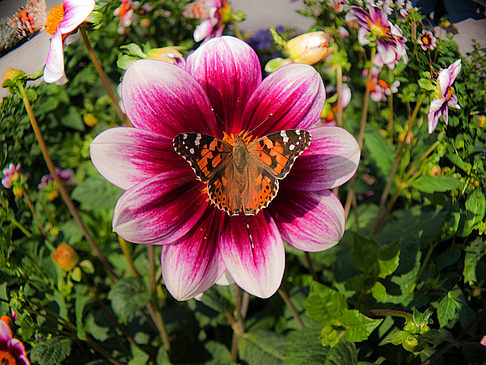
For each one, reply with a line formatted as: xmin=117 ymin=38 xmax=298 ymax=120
xmin=246 ymin=113 xmax=274 ymax=137
xmin=211 ymin=108 xmax=226 ymax=129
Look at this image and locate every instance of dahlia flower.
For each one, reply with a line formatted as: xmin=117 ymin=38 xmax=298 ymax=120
xmin=43 ymin=0 xmax=95 ymax=83
xmin=417 ymin=30 xmax=437 ymax=51
xmin=113 ymin=0 xmax=139 ymax=34
xmin=0 ymin=320 xmax=29 ymax=365
xmin=1 ymin=163 xmax=21 ymax=189
xmin=349 ymin=5 xmax=407 ymax=68
xmin=428 ymin=59 xmax=461 ymax=133
xmin=183 ymin=0 xmax=232 ymax=42
xmin=91 ymin=36 xmax=359 ymax=300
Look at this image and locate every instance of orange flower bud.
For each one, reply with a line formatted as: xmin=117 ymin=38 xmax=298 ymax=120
xmin=286 ymin=32 xmax=332 ymax=65
xmin=51 ymin=243 xmax=79 ymax=271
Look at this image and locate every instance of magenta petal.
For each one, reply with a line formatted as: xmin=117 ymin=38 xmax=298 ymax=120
xmin=121 ymin=59 xmax=218 ymax=138
xmin=90 ymin=127 xmax=188 ymax=190
xmin=43 ymin=30 xmax=64 ymax=83
xmin=0 ymin=321 xmax=11 ymax=342
xmin=59 ymin=0 xmax=95 ymax=34
xmin=186 ymin=36 xmax=262 ymax=134
xmin=161 ymin=209 xmax=226 ymax=300
xmin=271 ymin=189 xmax=345 ymax=252
xmin=220 ymin=213 xmax=284 ymax=298
xmin=243 ymin=63 xmax=325 ymax=136
xmin=113 ymin=171 xmax=207 ymax=244
xmin=286 ymin=126 xmax=360 ymax=191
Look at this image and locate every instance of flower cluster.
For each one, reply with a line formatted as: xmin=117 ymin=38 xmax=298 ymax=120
xmin=183 ymin=0 xmax=232 ymax=42
xmin=428 ymin=59 xmax=461 ymax=133
xmin=91 ymin=36 xmax=360 ymax=300
xmin=38 ymin=168 xmax=75 ymax=200
xmin=364 ymin=67 xmax=400 ymax=102
xmin=1 ymin=163 xmax=25 ymax=196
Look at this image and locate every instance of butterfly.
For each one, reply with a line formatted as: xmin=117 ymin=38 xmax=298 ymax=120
xmin=7 ymin=0 xmax=47 ymax=38
xmin=173 ymin=130 xmax=311 ymax=216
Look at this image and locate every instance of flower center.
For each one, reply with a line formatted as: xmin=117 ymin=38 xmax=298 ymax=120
xmin=422 ymin=36 xmax=430 ymax=45
xmin=45 ymin=5 xmax=65 ymax=35
xmin=0 ymin=350 xmax=17 ymax=365
xmin=222 ymin=130 xmax=252 ymax=146
xmin=445 ymin=86 xmax=454 ymax=101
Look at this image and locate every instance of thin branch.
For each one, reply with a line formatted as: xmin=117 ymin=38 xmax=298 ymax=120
xmin=278 ymin=288 xmax=305 ymax=328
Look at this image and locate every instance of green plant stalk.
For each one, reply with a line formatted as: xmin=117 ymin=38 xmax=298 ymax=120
xmin=19 ymin=83 xmax=119 ymax=282
xmin=304 ymin=252 xmax=318 ymax=281
xmin=119 ymin=237 xmax=139 ymax=277
xmin=336 ymin=64 xmax=343 ymax=127
xmin=9 ymin=215 xmax=32 ymax=237
xmin=403 ymin=141 xmax=440 ymax=181
xmin=22 ymin=189 xmax=47 ymax=237
xmin=365 ymin=309 xmax=413 ymax=319
xmin=387 ymin=93 xmax=394 ymax=140
xmin=231 ymin=19 xmax=244 ymax=40
xmin=278 ymin=288 xmax=305 ymax=328
xmin=344 ymin=47 xmax=376 ymax=218
xmin=409 ymin=240 xmax=439 ymax=293
xmin=372 ymin=93 xmax=426 ymax=233
xmin=79 ymin=27 xmax=131 ymax=126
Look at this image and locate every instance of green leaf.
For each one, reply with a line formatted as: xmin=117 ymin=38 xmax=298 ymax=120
xmin=204 ymin=341 xmax=235 ymax=364
xmin=239 ymin=331 xmax=285 ymax=364
xmin=418 ymin=78 xmax=435 ymax=91
xmin=340 ymin=309 xmax=382 ymax=343
xmin=437 ymin=291 xmax=459 ymax=327
xmin=127 ymin=344 xmax=150 ymax=365
xmin=390 ymin=330 xmax=409 ymax=345
xmin=463 ymin=241 xmax=485 ymax=284
xmin=108 ymin=277 xmax=151 ymax=323
xmin=303 ymin=282 xmax=347 ymax=323
xmin=463 ymin=189 xmax=486 ymax=236
xmin=265 ymin=58 xmax=291 ymax=73
xmin=120 ymin=43 xmax=147 ymax=58
xmin=324 ymin=342 xmax=357 ymax=365
xmin=285 ymin=327 xmax=328 ymax=365
xmin=72 ymin=174 xmax=123 ymax=210
xmin=446 ymin=153 xmax=468 ymax=171
xmin=61 ymin=107 xmax=85 ymax=131
xmin=75 ymin=286 xmax=92 ymax=340
xmin=411 ymin=175 xmax=462 ymax=193
xmin=31 ymin=337 xmax=72 ymax=365
xmin=371 ymin=282 xmax=387 ymax=302
xmin=364 ymin=128 xmax=394 ymax=179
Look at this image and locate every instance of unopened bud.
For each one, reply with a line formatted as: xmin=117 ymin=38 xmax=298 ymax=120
xmin=51 ymin=243 xmax=79 ymax=271
xmin=2 ymin=68 xmax=25 ymax=87
xmin=146 ymin=47 xmax=184 ymax=64
xmin=286 ymin=32 xmax=332 ymax=65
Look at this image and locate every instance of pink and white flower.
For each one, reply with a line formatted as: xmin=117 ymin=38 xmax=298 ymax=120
xmin=428 ymin=59 xmax=461 ymax=133
xmin=90 ymin=36 xmax=360 ymax=300
xmin=183 ymin=0 xmax=231 ymax=42
xmin=349 ymin=5 xmax=407 ymax=69
xmin=1 ymin=163 xmax=21 ymax=189
xmin=417 ymin=30 xmax=437 ymax=51
xmin=0 ymin=320 xmax=29 ymax=365
xmin=43 ymin=0 xmax=95 ymax=83
xmin=113 ymin=0 xmax=139 ymax=34
xmin=364 ymin=67 xmax=400 ymax=101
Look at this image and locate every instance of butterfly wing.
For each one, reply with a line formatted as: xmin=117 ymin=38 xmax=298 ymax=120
xmin=248 ymin=129 xmax=311 ymax=179
xmin=173 ymin=133 xmax=232 ymax=183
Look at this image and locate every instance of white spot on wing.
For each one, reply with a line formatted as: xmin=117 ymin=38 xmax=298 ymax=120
xmin=280 ymin=130 xmax=289 ymax=143
xmin=289 ymin=144 xmax=295 ymax=151
xmin=189 ymin=148 xmax=195 ymax=154
xmin=295 ymin=130 xmax=301 ymax=135
xmin=195 ymin=134 xmax=202 ymax=146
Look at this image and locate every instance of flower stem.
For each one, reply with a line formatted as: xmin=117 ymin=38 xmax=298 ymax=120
xmin=22 ymin=189 xmax=47 ymax=237
xmin=344 ymin=47 xmax=376 ymax=218
xmin=9 ymin=215 xmax=32 ymax=237
xmin=119 ymin=237 xmax=139 ymax=277
xmin=387 ymin=93 xmax=394 ymax=141
xmin=79 ymin=27 xmax=131 ymax=126
xmin=278 ymin=288 xmax=305 ymax=328
xmin=19 ymin=83 xmax=118 ymax=282
xmin=304 ymin=252 xmax=318 ymax=281
xmin=231 ymin=19 xmax=244 ymax=40
xmin=336 ymin=64 xmax=343 ymax=127
xmin=365 ymin=309 xmax=412 ymax=319
xmin=372 ymin=93 xmax=426 ymax=234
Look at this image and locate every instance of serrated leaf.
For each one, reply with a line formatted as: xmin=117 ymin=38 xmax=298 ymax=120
xmin=75 ymin=286 xmax=92 ymax=340
xmin=108 ymin=277 xmax=150 ymax=323
xmin=72 ymin=174 xmax=123 ymax=210
xmin=437 ymin=291 xmax=459 ymax=327
xmin=303 ymin=282 xmax=347 ymax=323
xmin=418 ymin=78 xmax=435 ymax=91
xmin=204 ymin=341 xmax=235 ymax=364
xmin=364 ymin=128 xmax=394 ymax=179
xmin=128 ymin=344 xmax=150 ymax=365
xmin=324 ymin=341 xmax=357 ymax=365
xmin=285 ymin=327 xmax=327 ymax=364
xmin=31 ymin=337 xmax=72 ymax=365
xmin=371 ymin=282 xmax=387 ymax=302
xmin=239 ymin=331 xmax=285 ymax=364
xmin=411 ymin=175 xmax=462 ymax=193
xmin=340 ymin=309 xmax=382 ymax=343
xmin=390 ymin=330 xmax=409 ymax=345
xmin=463 ymin=189 xmax=486 ymax=236
xmin=446 ymin=153 xmax=467 ymax=171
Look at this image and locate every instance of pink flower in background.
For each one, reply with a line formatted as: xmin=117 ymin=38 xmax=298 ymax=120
xmin=418 ymin=30 xmax=437 ymax=51
xmin=428 ymin=59 xmax=461 ymax=133
xmin=1 ymin=163 xmax=21 ymax=189
xmin=113 ymin=0 xmax=139 ymax=34
xmin=349 ymin=5 xmax=407 ymax=68
xmin=321 ymin=83 xmax=352 ymax=124
xmin=38 ymin=168 xmax=75 ymax=190
xmin=183 ymin=0 xmax=231 ymax=42
xmin=43 ymin=0 xmax=95 ymax=83
xmin=364 ymin=67 xmax=400 ymax=101
xmin=91 ymin=36 xmax=359 ymax=300
xmin=0 ymin=320 xmax=30 ymax=365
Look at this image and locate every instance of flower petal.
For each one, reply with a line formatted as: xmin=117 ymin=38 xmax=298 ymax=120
xmin=90 ymin=127 xmax=187 ymax=190
xmin=448 ymin=59 xmax=461 ymax=83
xmin=43 ymin=30 xmax=64 ymax=83
xmin=60 ymin=0 xmax=95 ymax=34
xmin=243 ymin=63 xmax=325 ymax=136
xmin=121 ymin=59 xmax=218 ymax=137
xmin=220 ymin=213 xmax=284 ymax=298
xmin=113 ymin=171 xmax=207 ymax=244
xmin=438 ymin=68 xmax=451 ymax=97
xmin=186 ymin=36 xmax=262 ymax=134
xmin=0 ymin=321 xmax=12 ymax=342
xmin=285 ymin=126 xmax=360 ymax=191
xmin=377 ymin=41 xmax=396 ymax=64
xmin=271 ymin=189 xmax=345 ymax=252
xmin=194 ymin=19 xmax=213 ymax=42
xmin=161 ymin=209 xmax=226 ymax=300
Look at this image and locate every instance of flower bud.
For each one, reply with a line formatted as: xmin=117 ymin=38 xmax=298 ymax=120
xmin=51 ymin=243 xmax=79 ymax=271
xmin=2 ymin=68 xmax=25 ymax=87
xmin=146 ymin=47 xmax=184 ymax=65
xmin=286 ymin=32 xmax=332 ymax=65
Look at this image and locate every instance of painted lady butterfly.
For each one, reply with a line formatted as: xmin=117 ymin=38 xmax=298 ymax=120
xmin=173 ymin=130 xmax=311 ymax=216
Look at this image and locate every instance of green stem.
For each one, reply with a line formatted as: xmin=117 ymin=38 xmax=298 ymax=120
xmin=409 ymin=241 xmax=439 ymax=293
xmin=304 ymin=252 xmax=318 ymax=281
xmin=231 ymin=19 xmax=244 ymax=40
xmin=365 ymin=309 xmax=413 ymax=319
xmin=278 ymin=288 xmax=305 ymax=328
xmin=372 ymin=93 xmax=426 ymax=234
xmin=22 ymin=189 xmax=47 ymax=237
xmin=119 ymin=238 xmax=139 ymax=277
xmin=344 ymin=47 xmax=376 ymax=218
xmin=387 ymin=93 xmax=394 ymax=141
xmin=79 ymin=27 xmax=131 ymax=126
xmin=336 ymin=64 xmax=343 ymax=127
xmin=19 ymin=83 xmax=119 ymax=282
xmin=403 ymin=141 xmax=440 ymax=181
xmin=9 ymin=215 xmax=32 ymax=237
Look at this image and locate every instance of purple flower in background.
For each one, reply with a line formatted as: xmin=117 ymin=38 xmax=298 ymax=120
xmin=1 ymin=163 xmax=21 ymax=189
xmin=90 ymin=36 xmax=360 ymax=300
xmin=349 ymin=5 xmax=407 ymax=68
xmin=428 ymin=59 xmax=461 ymax=133
xmin=43 ymin=0 xmax=95 ymax=83
xmin=183 ymin=0 xmax=232 ymax=42
xmin=418 ymin=30 xmax=437 ymax=51
xmin=38 ymin=168 xmax=75 ymax=190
